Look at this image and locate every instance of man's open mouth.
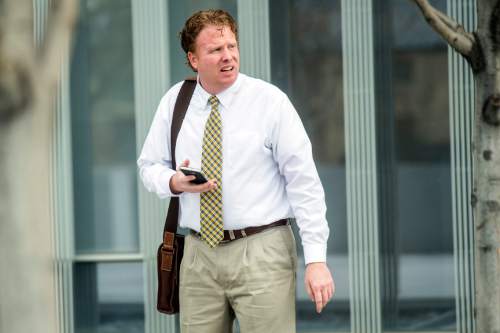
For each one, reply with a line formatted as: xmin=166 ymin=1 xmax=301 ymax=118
xmin=221 ymin=66 xmax=234 ymax=72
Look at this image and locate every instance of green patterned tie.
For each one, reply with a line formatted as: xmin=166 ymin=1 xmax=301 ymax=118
xmin=200 ymin=95 xmax=224 ymax=247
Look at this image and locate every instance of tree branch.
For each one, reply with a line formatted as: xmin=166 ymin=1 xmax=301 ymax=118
xmin=0 ymin=0 xmax=35 ymax=122
xmin=412 ymin=0 xmax=475 ymax=58
xmin=36 ymin=0 xmax=78 ymax=96
xmin=434 ymin=9 xmax=476 ymax=45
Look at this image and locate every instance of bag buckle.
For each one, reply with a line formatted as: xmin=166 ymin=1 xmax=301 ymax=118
xmin=161 ymin=232 xmax=175 ymax=271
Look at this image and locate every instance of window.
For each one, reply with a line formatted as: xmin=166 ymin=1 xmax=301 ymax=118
xmin=270 ymin=0 xmax=349 ymax=331
xmin=71 ymin=0 xmax=138 ymax=254
xmin=377 ymin=0 xmax=456 ymax=330
xmin=74 ymin=262 xmax=144 ymax=333
xmin=70 ymin=2 xmax=143 ymax=332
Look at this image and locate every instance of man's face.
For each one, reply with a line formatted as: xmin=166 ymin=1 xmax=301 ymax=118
xmin=188 ymin=24 xmax=239 ymax=95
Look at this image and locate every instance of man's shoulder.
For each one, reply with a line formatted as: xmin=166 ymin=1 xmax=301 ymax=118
xmin=240 ymin=73 xmax=286 ymax=98
xmin=156 ymin=80 xmax=188 ymax=108
xmin=165 ymin=80 xmax=186 ymax=99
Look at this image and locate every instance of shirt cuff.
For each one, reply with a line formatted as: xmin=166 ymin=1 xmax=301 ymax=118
xmin=159 ymin=168 xmax=181 ymax=197
xmin=303 ymin=243 xmax=327 ymax=265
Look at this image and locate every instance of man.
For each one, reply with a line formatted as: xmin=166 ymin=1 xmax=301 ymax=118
xmin=138 ymin=9 xmax=334 ymax=333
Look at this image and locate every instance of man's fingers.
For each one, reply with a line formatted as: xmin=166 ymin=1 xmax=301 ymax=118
xmin=310 ymin=279 xmax=334 ymax=313
xmin=184 ymin=175 xmax=196 ymax=182
xmin=323 ymin=281 xmax=333 ymax=303
xmin=313 ymin=289 xmax=324 ymax=313
xmin=176 ymin=159 xmax=190 ymax=171
xmin=305 ymin=281 xmax=314 ymax=302
xmin=321 ymin=287 xmax=330 ymax=308
xmin=193 ymin=183 xmax=213 ymax=192
xmin=199 ymin=180 xmax=217 ymax=191
xmin=327 ymin=285 xmax=333 ymax=301
xmin=176 ymin=174 xmax=195 ymax=185
xmin=184 ymin=180 xmax=217 ymax=193
xmin=329 ymin=282 xmax=335 ymax=300
xmin=312 ymin=285 xmax=331 ymax=313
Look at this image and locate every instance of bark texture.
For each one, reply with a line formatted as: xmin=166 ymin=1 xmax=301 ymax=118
xmin=474 ymin=1 xmax=500 ymax=331
xmin=413 ymin=0 xmax=500 ymax=331
xmin=0 ymin=1 xmax=77 ymax=333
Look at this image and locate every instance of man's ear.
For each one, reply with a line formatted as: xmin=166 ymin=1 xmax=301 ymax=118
xmin=187 ymin=51 xmax=198 ymax=71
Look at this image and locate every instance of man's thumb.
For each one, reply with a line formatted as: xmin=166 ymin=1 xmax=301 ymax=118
xmin=176 ymin=159 xmax=190 ymax=171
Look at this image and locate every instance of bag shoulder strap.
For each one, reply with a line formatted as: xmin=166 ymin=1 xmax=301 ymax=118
xmin=163 ymin=78 xmax=197 ymax=236
xmin=170 ymin=78 xmax=197 ymax=170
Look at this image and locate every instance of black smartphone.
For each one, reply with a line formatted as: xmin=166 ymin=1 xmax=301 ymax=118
xmin=179 ymin=167 xmax=208 ymax=184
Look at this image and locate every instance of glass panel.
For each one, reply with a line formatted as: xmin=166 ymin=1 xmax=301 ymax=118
xmin=270 ymin=1 xmax=349 ymax=331
xmin=377 ymin=0 xmax=456 ymax=330
xmin=168 ymin=0 xmax=238 ymax=84
xmin=73 ymin=262 xmax=144 ymax=333
xmin=71 ymin=0 xmax=139 ymax=254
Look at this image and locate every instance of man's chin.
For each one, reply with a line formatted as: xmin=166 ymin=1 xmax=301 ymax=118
xmin=219 ymin=73 xmax=238 ymax=85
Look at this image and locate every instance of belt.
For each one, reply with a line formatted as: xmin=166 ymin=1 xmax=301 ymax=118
xmin=191 ymin=219 xmax=289 ymax=243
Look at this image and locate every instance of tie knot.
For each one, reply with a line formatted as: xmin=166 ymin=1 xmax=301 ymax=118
xmin=209 ymin=95 xmax=219 ymax=108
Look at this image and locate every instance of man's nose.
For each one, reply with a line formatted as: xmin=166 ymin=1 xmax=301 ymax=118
xmin=221 ymin=47 xmax=231 ymax=61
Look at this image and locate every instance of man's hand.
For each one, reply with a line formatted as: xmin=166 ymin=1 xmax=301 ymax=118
xmin=169 ymin=159 xmax=217 ymax=194
xmin=304 ymin=262 xmax=335 ymax=313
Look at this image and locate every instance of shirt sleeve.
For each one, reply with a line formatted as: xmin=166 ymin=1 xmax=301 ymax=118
xmin=137 ymin=89 xmax=180 ymax=199
xmin=272 ymin=93 xmax=330 ymax=265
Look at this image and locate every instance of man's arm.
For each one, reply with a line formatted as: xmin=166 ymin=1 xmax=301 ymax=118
xmin=137 ymin=94 xmax=180 ymax=198
xmin=272 ymin=93 xmax=335 ymax=313
xmin=137 ymin=88 xmax=219 ymax=197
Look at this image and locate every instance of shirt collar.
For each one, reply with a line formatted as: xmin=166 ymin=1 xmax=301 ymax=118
xmin=216 ymin=73 xmax=242 ymax=109
xmin=193 ymin=73 xmax=243 ymax=111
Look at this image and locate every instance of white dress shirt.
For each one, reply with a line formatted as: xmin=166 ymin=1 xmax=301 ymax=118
xmin=137 ymin=73 xmax=329 ymax=264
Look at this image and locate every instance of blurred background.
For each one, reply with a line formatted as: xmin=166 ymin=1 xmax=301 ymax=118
xmin=8 ymin=0 xmax=475 ymax=332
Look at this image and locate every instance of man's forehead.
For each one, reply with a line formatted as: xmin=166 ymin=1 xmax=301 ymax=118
xmin=200 ymin=25 xmax=233 ymax=38
xmin=195 ymin=25 xmax=236 ymax=48
xmin=215 ymin=26 xmax=225 ymax=36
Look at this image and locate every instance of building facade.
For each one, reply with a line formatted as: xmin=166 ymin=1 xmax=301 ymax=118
xmin=43 ymin=0 xmax=476 ymax=332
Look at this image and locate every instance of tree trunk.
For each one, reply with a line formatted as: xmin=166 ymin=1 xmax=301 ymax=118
xmin=412 ymin=0 xmax=500 ymax=330
xmin=473 ymin=2 xmax=500 ymax=331
xmin=0 ymin=98 xmax=57 ymax=333
xmin=0 ymin=1 xmax=77 ymax=332
xmin=0 ymin=0 xmax=58 ymax=328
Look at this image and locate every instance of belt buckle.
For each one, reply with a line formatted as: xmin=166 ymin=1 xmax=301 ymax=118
xmin=220 ymin=229 xmax=241 ymax=244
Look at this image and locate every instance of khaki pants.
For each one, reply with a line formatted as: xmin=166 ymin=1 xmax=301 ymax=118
xmin=179 ymin=225 xmax=297 ymax=333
